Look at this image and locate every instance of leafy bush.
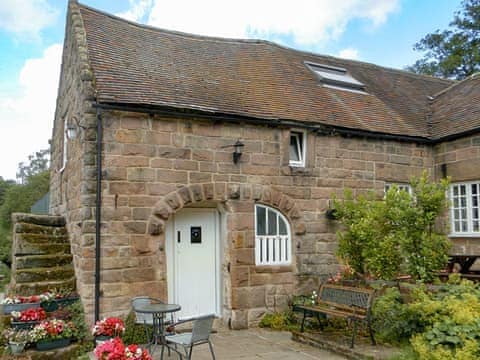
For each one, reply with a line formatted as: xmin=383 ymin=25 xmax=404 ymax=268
xmin=259 ymin=311 xmax=298 ymax=331
xmin=333 ymin=172 xmax=450 ymax=282
xmin=121 ymin=311 xmax=150 ymax=345
xmin=372 ymin=287 xmax=423 ymax=345
xmin=409 ymin=280 xmax=480 ymax=359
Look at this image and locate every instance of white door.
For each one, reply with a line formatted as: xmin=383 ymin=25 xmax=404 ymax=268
xmin=167 ymin=209 xmax=219 ymax=319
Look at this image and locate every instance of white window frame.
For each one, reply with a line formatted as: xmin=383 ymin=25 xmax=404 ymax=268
xmin=255 ymin=204 xmax=291 ymax=266
xmin=449 ymin=181 xmax=480 ymax=237
xmin=58 ymin=117 xmax=68 ymax=173
xmin=289 ymin=130 xmax=306 ymax=167
xmin=384 ymin=183 xmax=412 ymax=195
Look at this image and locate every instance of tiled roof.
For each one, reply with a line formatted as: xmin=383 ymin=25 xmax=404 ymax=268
xmin=430 ymin=74 xmax=480 ymax=140
xmin=76 ymin=3 xmax=460 ymax=140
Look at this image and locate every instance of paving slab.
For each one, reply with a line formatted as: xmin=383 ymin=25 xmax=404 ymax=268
xmin=150 ymin=328 xmax=347 ymax=360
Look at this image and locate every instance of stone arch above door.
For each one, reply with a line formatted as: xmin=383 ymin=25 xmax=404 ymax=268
xmin=147 ymin=183 xmax=305 ymax=236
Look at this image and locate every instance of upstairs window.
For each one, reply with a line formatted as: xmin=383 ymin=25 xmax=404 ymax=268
xmin=450 ymin=182 xmax=480 ymax=236
xmin=384 ymin=183 xmax=412 ymax=195
xmin=255 ymin=205 xmax=291 ymax=266
xmin=305 ymin=62 xmax=366 ymax=93
xmin=289 ymin=131 xmax=306 ymax=167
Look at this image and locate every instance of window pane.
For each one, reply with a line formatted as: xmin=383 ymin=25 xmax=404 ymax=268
xmin=462 ymin=221 xmax=468 ymax=232
xmin=267 ymin=209 xmax=277 ymax=235
xmin=454 ymin=209 xmax=459 ymax=220
xmin=455 ymin=221 xmax=460 ymax=232
xmin=289 ymin=134 xmax=300 ymax=162
xmin=461 ymin=185 xmax=466 ymax=195
xmin=453 ymin=198 xmax=459 ymax=207
xmin=256 ymin=206 xmax=266 ymax=235
xmin=453 ymin=186 xmax=458 ymax=196
xmin=474 ymin=221 xmax=479 ymax=232
xmin=279 ymin=218 xmax=287 ymax=235
xmin=472 ymin=184 xmax=478 ymax=194
xmin=461 ymin=208 xmax=467 ymax=219
xmin=461 ymin=197 xmax=467 ymax=207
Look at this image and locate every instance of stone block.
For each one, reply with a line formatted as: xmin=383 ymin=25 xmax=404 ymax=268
xmin=156 ymin=169 xmax=188 ymax=183
xmin=127 ymin=168 xmax=155 ymax=182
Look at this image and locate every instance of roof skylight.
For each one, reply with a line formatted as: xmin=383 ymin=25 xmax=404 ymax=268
xmin=305 ymin=62 xmax=366 ymax=93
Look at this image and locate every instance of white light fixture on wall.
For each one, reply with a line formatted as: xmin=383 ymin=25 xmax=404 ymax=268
xmin=66 ymin=123 xmax=78 ymax=140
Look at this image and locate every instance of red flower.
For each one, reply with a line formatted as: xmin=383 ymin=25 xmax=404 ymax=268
xmin=13 ymin=307 xmax=47 ymax=322
xmin=92 ymin=317 xmax=125 ymax=337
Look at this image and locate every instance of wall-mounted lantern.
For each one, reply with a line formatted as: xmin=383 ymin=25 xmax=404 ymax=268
xmin=325 ymin=199 xmax=338 ymax=220
xmin=222 ymin=140 xmax=245 ymax=164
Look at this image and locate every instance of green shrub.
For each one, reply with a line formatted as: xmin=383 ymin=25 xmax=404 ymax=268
xmin=333 ymin=172 xmax=450 ymax=282
xmin=122 ymin=311 xmax=151 ymax=345
xmin=409 ymin=280 xmax=480 ymax=359
xmin=259 ymin=311 xmax=298 ymax=331
xmin=372 ymin=287 xmax=423 ymax=345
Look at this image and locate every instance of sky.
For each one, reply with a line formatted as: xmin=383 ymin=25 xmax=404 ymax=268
xmin=0 ymin=0 xmax=462 ymax=181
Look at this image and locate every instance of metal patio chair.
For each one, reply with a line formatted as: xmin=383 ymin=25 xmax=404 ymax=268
xmin=163 ymin=314 xmax=216 ymax=360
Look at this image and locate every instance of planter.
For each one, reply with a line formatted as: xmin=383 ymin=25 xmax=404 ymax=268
xmin=55 ymin=296 xmax=80 ymax=307
xmin=2 ymin=302 xmax=40 ymax=314
xmin=36 ymin=338 xmax=71 ymax=351
xmin=41 ymin=301 xmax=58 ymax=312
xmin=9 ymin=341 xmax=26 ymax=355
xmin=95 ymin=335 xmax=113 ymax=346
xmin=11 ymin=320 xmax=39 ymax=330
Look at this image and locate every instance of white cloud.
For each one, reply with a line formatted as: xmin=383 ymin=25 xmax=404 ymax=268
xmin=0 ymin=44 xmax=62 ymax=180
xmin=0 ymin=0 xmax=58 ymax=38
xmin=146 ymin=0 xmax=399 ymax=45
xmin=116 ymin=0 xmax=153 ymax=23
xmin=338 ymin=48 xmax=359 ymax=60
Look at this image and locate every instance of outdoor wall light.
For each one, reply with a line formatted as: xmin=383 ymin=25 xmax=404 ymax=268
xmin=66 ymin=123 xmax=78 ymax=140
xmin=66 ymin=116 xmax=87 ymax=141
xmin=233 ymin=140 xmax=244 ymax=164
xmin=222 ymin=140 xmax=245 ymax=164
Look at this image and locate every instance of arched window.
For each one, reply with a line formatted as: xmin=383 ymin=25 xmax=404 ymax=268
xmin=255 ymin=204 xmax=291 ymax=266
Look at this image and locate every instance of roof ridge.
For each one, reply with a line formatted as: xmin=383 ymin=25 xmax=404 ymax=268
xmin=431 ymin=72 xmax=480 ymax=100
xmin=77 ymin=1 xmax=453 ymax=88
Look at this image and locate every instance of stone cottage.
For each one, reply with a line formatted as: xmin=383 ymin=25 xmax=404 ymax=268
xmin=49 ymin=1 xmax=480 ymax=327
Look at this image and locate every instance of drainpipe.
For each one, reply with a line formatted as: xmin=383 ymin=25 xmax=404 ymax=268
xmin=94 ymin=107 xmax=103 ymax=323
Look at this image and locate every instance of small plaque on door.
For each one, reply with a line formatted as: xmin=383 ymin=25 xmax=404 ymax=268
xmin=191 ymin=226 xmax=202 ymax=243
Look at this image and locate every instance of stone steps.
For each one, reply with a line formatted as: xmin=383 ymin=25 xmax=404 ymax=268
xmin=9 ymin=213 xmax=76 ymax=296
xmin=14 ymin=222 xmax=68 ymax=236
xmin=16 ymin=264 xmax=75 ymax=283
xmin=15 ymin=254 xmax=73 ymax=269
xmin=14 ymin=277 xmax=77 ymax=296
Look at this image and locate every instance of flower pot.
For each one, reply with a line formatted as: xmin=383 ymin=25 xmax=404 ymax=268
xmin=55 ymin=296 xmax=80 ymax=307
xmin=11 ymin=320 xmax=39 ymax=330
xmin=41 ymin=300 xmax=58 ymax=312
xmin=9 ymin=341 xmax=26 ymax=354
xmin=3 ymin=302 xmax=40 ymax=314
xmin=36 ymin=338 xmax=71 ymax=351
xmin=95 ymin=335 xmax=113 ymax=346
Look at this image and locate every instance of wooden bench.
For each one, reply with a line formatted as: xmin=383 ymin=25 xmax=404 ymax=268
xmin=295 ymin=283 xmax=376 ymax=348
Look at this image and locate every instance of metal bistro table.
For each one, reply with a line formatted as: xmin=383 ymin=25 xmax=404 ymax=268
xmin=133 ymin=303 xmax=181 ymax=357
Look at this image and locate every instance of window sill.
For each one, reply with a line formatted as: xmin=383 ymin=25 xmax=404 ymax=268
xmin=449 ymin=234 xmax=480 ymax=238
xmin=254 ymin=265 xmax=293 ymax=273
xmin=285 ymin=166 xmax=313 ymax=176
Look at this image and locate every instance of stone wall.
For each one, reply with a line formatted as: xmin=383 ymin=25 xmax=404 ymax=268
xmin=78 ymin=109 xmax=433 ymax=326
xmin=49 ymin=3 xmax=98 ymax=319
xmin=434 ymin=134 xmax=480 ymax=255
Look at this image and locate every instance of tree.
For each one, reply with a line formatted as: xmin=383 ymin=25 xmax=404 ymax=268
xmin=16 ymin=149 xmax=50 ymax=184
xmin=407 ymin=0 xmax=480 ymax=80
xmin=333 ymin=172 xmax=450 ymax=282
xmin=0 ymin=150 xmax=50 ymax=266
